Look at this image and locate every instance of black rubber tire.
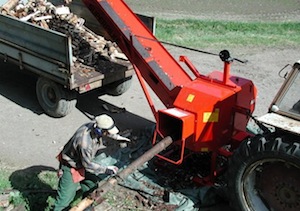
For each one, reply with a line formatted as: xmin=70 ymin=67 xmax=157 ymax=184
xmin=228 ymin=133 xmax=300 ymax=211
xmin=36 ymin=77 xmax=77 ymax=118
xmin=106 ymin=76 xmax=132 ymax=96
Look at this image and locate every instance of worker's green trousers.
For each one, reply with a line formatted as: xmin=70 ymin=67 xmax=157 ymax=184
xmin=53 ymin=165 xmax=101 ymax=211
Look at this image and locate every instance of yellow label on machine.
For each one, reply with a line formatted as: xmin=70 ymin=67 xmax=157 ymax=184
xmin=203 ymin=109 xmax=219 ymax=122
xmin=186 ymin=94 xmax=195 ymax=102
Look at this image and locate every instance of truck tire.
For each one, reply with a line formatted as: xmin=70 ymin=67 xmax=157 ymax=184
xmin=106 ymin=76 xmax=132 ymax=96
xmin=36 ymin=77 xmax=77 ymax=118
xmin=228 ymin=133 xmax=300 ymax=211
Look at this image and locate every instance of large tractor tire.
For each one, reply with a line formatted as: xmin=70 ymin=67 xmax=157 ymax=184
xmin=36 ymin=77 xmax=77 ymax=118
xmin=228 ymin=133 xmax=300 ymax=211
xmin=105 ymin=76 xmax=132 ymax=96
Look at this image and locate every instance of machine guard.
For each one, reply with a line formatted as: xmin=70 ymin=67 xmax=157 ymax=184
xmin=154 ymin=108 xmax=195 ymax=164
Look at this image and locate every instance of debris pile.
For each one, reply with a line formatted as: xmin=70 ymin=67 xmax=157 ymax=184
xmin=0 ymin=0 xmax=128 ymax=70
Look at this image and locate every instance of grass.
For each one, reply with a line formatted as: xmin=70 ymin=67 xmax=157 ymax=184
xmin=155 ymin=19 xmax=300 ymax=49
xmin=0 ymin=168 xmax=135 ymax=210
xmin=0 ymin=167 xmax=58 ymax=211
xmin=0 ymin=168 xmax=11 ymax=190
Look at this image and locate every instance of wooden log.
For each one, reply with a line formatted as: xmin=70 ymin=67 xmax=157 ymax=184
xmin=70 ymin=136 xmax=173 ymax=211
xmin=1 ymin=0 xmax=129 ymax=67
xmin=1 ymin=0 xmax=19 ymax=12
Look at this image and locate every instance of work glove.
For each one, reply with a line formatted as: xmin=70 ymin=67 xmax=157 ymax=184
xmin=57 ymin=169 xmax=63 ymax=178
xmin=105 ymin=166 xmax=118 ymax=175
xmin=107 ymin=134 xmax=131 ymax=142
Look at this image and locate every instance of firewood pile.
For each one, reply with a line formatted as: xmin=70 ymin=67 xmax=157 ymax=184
xmin=0 ymin=0 xmax=128 ymax=70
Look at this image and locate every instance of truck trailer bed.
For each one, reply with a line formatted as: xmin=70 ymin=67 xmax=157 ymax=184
xmin=0 ymin=13 xmax=133 ymax=93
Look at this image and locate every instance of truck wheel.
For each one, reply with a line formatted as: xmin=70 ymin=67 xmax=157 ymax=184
xmin=36 ymin=77 xmax=77 ymax=118
xmin=106 ymin=76 xmax=132 ymax=96
xmin=228 ymin=134 xmax=300 ymax=211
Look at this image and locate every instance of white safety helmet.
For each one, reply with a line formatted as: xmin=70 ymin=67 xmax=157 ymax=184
xmin=95 ymin=114 xmax=119 ymax=134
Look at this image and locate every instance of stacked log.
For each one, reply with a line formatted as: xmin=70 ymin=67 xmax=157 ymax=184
xmin=0 ymin=0 xmax=128 ymax=70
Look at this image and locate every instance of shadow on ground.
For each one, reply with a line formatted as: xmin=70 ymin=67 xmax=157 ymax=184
xmin=9 ymin=165 xmax=57 ymax=210
xmin=0 ymin=61 xmax=43 ymax=115
xmin=76 ymin=89 xmax=155 ymax=132
xmin=0 ymin=61 xmax=154 ymax=133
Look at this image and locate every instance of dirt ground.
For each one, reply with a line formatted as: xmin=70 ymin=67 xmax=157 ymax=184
xmin=125 ymin=0 xmax=300 ymax=22
xmin=0 ymin=0 xmax=300 ymax=210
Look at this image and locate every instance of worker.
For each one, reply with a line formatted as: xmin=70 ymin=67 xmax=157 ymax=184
xmin=53 ymin=114 xmax=130 ymax=211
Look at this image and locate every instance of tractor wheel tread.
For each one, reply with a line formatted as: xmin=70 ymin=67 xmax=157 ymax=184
xmin=228 ymin=133 xmax=300 ymax=211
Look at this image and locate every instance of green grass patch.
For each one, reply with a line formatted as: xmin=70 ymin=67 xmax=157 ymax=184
xmin=0 ymin=169 xmax=11 ymax=190
xmin=0 ymin=167 xmax=129 ymax=210
xmin=0 ymin=167 xmax=58 ymax=210
xmin=155 ymin=19 xmax=300 ymax=49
